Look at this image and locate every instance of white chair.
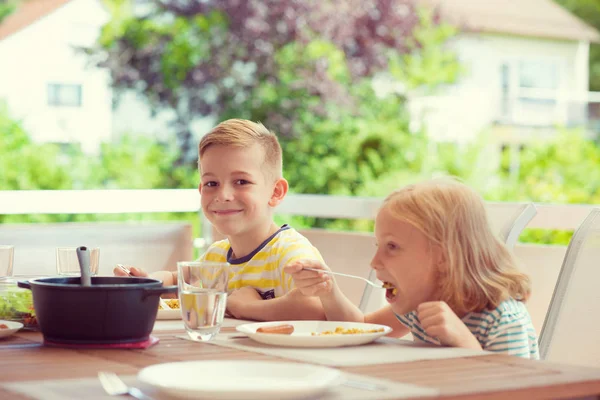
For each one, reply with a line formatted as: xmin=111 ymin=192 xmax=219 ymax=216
xmin=538 ymin=208 xmax=600 ymax=367
xmin=298 ymin=229 xmax=375 ymax=310
xmin=0 ymin=222 xmax=194 ymax=276
xmin=485 ymin=202 xmax=538 ymax=250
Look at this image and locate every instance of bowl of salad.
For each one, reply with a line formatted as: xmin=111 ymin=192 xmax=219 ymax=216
xmin=0 ymin=275 xmax=44 ymax=329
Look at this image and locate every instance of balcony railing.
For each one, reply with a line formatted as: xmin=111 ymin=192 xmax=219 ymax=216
xmin=0 ymin=189 xmax=594 ymax=232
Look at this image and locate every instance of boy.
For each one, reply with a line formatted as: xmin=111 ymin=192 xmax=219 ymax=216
xmin=114 ymin=119 xmax=325 ymax=321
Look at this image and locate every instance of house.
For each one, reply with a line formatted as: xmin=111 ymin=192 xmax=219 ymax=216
xmin=1 ymin=0 xmax=598 ymax=153
xmin=410 ymin=0 xmax=600 ymax=147
xmin=0 ymin=0 xmax=113 ymax=153
xmin=0 ymin=0 xmax=181 ymax=153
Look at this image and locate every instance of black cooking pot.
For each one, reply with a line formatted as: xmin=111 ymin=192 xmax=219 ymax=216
xmin=17 ymin=276 xmax=177 ymax=344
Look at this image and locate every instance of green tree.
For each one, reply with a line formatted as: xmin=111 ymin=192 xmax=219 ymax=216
xmin=91 ymin=0 xmax=456 ymax=164
xmin=554 ymin=0 xmax=600 ymax=90
xmin=0 ymin=0 xmax=17 ymax=24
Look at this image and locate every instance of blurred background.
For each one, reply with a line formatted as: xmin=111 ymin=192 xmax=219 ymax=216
xmin=1 ymin=0 xmax=600 ymax=245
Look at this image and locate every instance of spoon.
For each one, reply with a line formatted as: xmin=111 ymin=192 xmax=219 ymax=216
xmin=76 ymin=246 xmax=92 ymax=287
xmin=303 ymin=267 xmax=384 ymax=289
xmin=158 ymin=297 xmax=170 ymax=309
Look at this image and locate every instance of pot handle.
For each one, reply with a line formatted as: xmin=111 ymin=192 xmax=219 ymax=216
xmin=142 ymin=285 xmax=177 ymax=299
xmin=17 ymin=280 xmax=32 ymax=290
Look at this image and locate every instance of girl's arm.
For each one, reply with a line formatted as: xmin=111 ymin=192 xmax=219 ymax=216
xmin=365 ymin=305 xmax=411 ymax=338
xmin=319 ymin=285 xmax=365 ymax=322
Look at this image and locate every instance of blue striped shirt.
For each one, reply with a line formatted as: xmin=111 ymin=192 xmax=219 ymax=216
xmin=396 ymin=298 xmax=539 ymax=359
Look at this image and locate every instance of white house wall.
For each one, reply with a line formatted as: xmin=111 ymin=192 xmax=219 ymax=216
xmin=0 ymin=0 xmax=112 ymax=153
xmin=409 ymin=33 xmax=587 ymax=142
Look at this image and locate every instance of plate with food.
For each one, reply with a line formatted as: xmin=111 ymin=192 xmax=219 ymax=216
xmin=236 ymin=320 xmax=392 ymax=348
xmin=0 ymin=320 xmax=24 ymax=339
xmin=156 ymin=298 xmax=181 ymax=320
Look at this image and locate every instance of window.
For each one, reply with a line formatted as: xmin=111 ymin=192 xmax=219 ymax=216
xmin=47 ymin=84 xmax=82 ymax=107
xmin=518 ymin=61 xmax=559 ymax=90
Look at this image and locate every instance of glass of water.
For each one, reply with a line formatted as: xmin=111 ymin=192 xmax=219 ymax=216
xmin=0 ymin=246 xmax=14 ymax=278
xmin=56 ymin=247 xmax=100 ymax=276
xmin=178 ymin=261 xmax=230 ymax=341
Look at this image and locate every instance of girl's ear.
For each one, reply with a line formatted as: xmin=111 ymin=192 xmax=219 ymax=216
xmin=269 ymin=178 xmax=289 ymax=207
xmin=432 ymin=243 xmax=447 ymax=272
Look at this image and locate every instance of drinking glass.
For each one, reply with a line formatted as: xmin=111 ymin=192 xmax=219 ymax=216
xmin=178 ymin=261 xmax=230 ymax=341
xmin=0 ymin=246 xmax=14 ymax=278
xmin=56 ymin=247 xmax=100 ymax=276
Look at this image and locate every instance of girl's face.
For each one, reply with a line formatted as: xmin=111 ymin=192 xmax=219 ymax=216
xmin=371 ymin=205 xmax=442 ymax=316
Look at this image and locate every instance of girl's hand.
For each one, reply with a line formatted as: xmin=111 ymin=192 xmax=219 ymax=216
xmin=417 ymin=301 xmax=482 ymax=350
xmin=284 ymin=259 xmax=334 ymax=297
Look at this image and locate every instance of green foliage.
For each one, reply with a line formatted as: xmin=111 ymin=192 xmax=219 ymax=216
xmin=389 ymin=8 xmax=462 ymax=90
xmin=0 ymin=105 xmax=200 ymax=238
xmin=554 ymin=0 xmax=600 ymax=90
xmin=0 ymin=0 xmax=16 ymax=24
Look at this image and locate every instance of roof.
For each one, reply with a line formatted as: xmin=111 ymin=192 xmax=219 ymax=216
xmin=1 ymin=0 xmax=599 ymax=44
xmin=423 ymin=0 xmax=600 ymax=43
xmin=0 ymin=0 xmax=72 ymax=41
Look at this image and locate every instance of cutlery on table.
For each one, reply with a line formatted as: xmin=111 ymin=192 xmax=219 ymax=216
xmin=116 ymin=264 xmax=131 ymax=276
xmin=98 ymin=371 xmax=155 ymax=400
xmin=303 ymin=268 xmax=384 ymax=289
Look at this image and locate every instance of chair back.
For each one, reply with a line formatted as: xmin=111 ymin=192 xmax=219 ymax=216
xmin=485 ymin=202 xmax=537 ymax=250
xmin=539 ymin=208 xmax=600 ymax=367
xmin=0 ymin=222 xmax=194 ymax=276
xmin=298 ymin=229 xmax=376 ymax=310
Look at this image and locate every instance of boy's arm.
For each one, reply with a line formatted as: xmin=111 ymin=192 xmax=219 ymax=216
xmin=149 ymin=270 xmax=177 ymax=286
xmin=227 ymin=287 xmax=326 ymax=321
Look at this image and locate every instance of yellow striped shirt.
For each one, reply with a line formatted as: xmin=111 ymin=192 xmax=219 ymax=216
xmin=200 ymin=225 xmax=322 ymax=299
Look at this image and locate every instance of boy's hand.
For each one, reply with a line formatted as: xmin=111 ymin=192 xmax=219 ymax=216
xmin=284 ymin=259 xmax=333 ymax=297
xmin=417 ymin=301 xmax=481 ymax=350
xmin=112 ymin=265 xmax=148 ymax=277
xmin=226 ymin=287 xmax=262 ymax=319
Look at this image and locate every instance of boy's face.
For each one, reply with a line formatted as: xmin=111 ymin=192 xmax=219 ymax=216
xmin=370 ymin=205 xmax=441 ymax=316
xmin=199 ymin=143 xmax=285 ymax=240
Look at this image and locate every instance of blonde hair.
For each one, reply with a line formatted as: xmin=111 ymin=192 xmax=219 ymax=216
xmin=198 ymin=119 xmax=283 ymax=179
xmin=383 ymin=178 xmax=531 ymax=314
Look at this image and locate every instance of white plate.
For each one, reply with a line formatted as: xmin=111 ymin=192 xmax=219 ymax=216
xmin=138 ymin=360 xmax=341 ymax=400
xmin=236 ymin=320 xmax=392 ymax=348
xmin=156 ymin=308 xmax=181 ymax=320
xmin=0 ymin=320 xmax=24 ymax=339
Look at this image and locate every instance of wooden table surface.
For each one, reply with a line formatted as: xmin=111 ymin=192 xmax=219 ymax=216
xmin=1 ymin=322 xmax=600 ymax=400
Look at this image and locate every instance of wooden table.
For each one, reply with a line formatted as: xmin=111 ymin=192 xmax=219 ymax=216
xmin=1 ymin=321 xmax=600 ymax=400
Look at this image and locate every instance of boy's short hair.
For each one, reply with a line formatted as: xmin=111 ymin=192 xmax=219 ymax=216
xmin=198 ymin=119 xmax=283 ymax=179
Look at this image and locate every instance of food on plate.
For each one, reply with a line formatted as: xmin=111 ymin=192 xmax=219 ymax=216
xmin=311 ymin=326 xmax=385 ymax=336
xmin=0 ymin=323 xmax=8 ymax=329
xmin=256 ymin=324 xmax=295 ymax=334
xmin=158 ymin=299 xmax=180 ymax=310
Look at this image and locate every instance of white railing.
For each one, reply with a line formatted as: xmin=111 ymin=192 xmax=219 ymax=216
xmin=0 ymin=189 xmax=595 ymax=231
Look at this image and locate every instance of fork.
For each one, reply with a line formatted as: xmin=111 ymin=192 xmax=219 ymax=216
xmin=98 ymin=371 xmax=155 ymax=400
xmin=303 ymin=267 xmax=384 ymax=289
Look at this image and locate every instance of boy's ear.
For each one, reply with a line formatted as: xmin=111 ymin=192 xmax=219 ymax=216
xmin=269 ymin=178 xmax=289 ymax=207
xmin=198 ymin=183 xmax=202 ymax=193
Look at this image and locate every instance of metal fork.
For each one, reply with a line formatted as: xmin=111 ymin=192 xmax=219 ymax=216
xmin=303 ymin=267 xmax=384 ymax=289
xmin=98 ymin=371 xmax=155 ymax=400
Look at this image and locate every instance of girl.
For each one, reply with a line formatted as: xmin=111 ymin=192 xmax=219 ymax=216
xmin=285 ymin=178 xmax=539 ymax=359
